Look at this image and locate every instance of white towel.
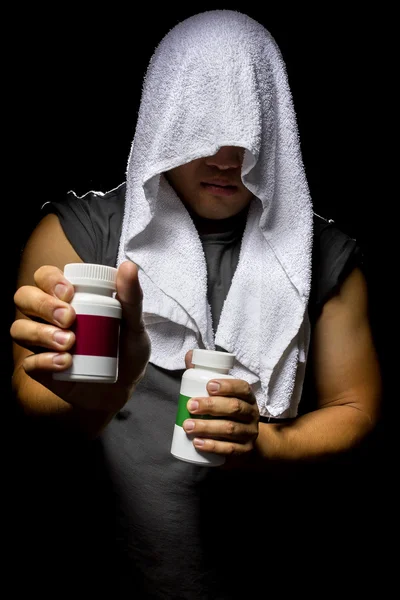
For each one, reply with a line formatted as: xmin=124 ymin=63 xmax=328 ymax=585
xmin=117 ymin=10 xmax=314 ymax=418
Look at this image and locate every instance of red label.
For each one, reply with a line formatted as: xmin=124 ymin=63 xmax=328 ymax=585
xmin=71 ymin=314 xmax=120 ymax=357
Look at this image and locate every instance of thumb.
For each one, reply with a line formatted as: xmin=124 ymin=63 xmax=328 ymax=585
xmin=185 ymin=349 xmax=194 ymax=370
xmin=116 ymin=260 xmax=144 ymax=332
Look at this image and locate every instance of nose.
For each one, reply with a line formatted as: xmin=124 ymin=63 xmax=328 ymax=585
xmin=205 ymin=146 xmax=243 ymax=170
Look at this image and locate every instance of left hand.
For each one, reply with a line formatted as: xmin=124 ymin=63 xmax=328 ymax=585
xmin=183 ymin=350 xmax=260 ymax=465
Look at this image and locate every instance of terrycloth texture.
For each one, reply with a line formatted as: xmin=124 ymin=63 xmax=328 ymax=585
xmin=117 ymin=10 xmax=314 ymax=418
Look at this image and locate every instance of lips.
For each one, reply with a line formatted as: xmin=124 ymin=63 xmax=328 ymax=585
xmin=202 ymin=179 xmax=237 ymax=188
xmin=201 ymin=180 xmax=238 ymax=197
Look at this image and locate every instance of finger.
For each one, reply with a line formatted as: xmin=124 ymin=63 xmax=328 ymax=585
xmin=206 ymin=378 xmax=256 ymax=405
xmin=14 ymin=286 xmax=76 ymax=328
xmin=184 ymin=416 xmax=257 ymax=443
xmin=20 ymin=354 xmax=78 ymax=404
xmin=34 ymin=265 xmax=75 ymax=302
xmin=10 ymin=319 xmax=75 ymax=352
xmin=22 ymin=351 xmax=73 ymax=376
xmin=192 ymin=437 xmax=255 ymax=457
xmin=184 ymin=349 xmax=194 ymax=369
xmin=187 ymin=395 xmax=259 ymax=423
xmin=116 ymin=261 xmax=145 ymax=333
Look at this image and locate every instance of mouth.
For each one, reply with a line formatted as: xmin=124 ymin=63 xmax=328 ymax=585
xmin=201 ymin=180 xmax=239 ymax=197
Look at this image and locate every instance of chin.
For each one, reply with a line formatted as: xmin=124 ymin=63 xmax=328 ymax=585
xmin=183 ymin=191 xmax=251 ymax=220
xmin=196 ymin=206 xmax=236 ymax=220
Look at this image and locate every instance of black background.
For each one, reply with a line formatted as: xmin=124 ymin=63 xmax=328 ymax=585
xmin=5 ymin=2 xmax=395 ymax=560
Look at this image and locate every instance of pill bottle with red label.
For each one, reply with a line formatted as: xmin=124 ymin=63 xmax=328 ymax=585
xmin=53 ymin=263 xmax=122 ymax=383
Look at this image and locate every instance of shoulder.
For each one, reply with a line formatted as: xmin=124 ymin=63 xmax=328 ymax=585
xmin=309 ymin=213 xmax=364 ymax=322
xmin=41 ymin=182 xmax=126 ymax=266
xmin=312 ymin=212 xmax=358 ymax=253
xmin=42 ymin=181 xmax=126 ymax=221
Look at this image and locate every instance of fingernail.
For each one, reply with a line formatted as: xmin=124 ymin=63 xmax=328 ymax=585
xmin=208 ymin=381 xmax=220 ymax=393
xmin=55 ymin=284 xmax=69 ymax=301
xmin=184 ymin=420 xmax=195 ymax=432
xmin=193 ymin=438 xmax=205 ymax=447
xmin=53 ymin=330 xmax=72 ymax=346
xmin=53 ymin=353 xmax=68 ymax=366
xmin=188 ymin=400 xmax=199 ymax=412
xmin=53 ymin=308 xmax=68 ymax=326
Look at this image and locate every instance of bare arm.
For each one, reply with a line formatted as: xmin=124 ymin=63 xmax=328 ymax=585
xmin=255 ymin=266 xmax=382 ymax=461
xmin=11 ymin=213 xmax=150 ymax=438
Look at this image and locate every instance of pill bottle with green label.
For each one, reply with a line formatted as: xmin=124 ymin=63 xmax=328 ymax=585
xmin=171 ymin=348 xmax=236 ymax=467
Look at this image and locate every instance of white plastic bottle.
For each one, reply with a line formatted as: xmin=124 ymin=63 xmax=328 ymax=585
xmin=171 ymin=348 xmax=236 ymax=467
xmin=53 ymin=263 xmax=122 ymax=383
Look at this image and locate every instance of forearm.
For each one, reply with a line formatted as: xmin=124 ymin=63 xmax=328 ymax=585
xmin=255 ymin=404 xmax=376 ymax=463
xmin=12 ymin=366 xmax=131 ymax=439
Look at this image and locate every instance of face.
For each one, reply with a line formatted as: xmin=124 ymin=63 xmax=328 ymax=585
xmin=164 ymin=146 xmax=253 ymax=220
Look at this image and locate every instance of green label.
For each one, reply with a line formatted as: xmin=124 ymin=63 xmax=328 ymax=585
xmin=175 ymin=393 xmax=212 ymax=427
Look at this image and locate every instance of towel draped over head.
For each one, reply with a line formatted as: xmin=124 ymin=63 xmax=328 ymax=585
xmin=117 ymin=9 xmax=314 ymax=418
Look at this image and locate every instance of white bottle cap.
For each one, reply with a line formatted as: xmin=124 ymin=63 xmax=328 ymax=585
xmin=63 ymin=263 xmax=118 ymax=291
xmin=192 ymin=349 xmax=235 ymax=370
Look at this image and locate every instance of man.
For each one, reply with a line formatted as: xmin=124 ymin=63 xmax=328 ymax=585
xmin=10 ymin=10 xmax=382 ymax=598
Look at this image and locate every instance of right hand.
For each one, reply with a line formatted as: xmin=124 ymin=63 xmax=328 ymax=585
xmin=10 ymin=260 xmax=151 ymax=411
